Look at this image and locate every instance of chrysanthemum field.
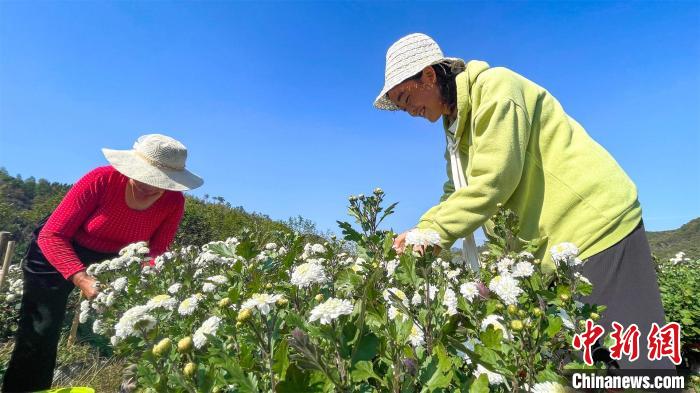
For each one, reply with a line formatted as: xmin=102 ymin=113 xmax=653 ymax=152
xmin=36 ymin=189 xmax=608 ymax=393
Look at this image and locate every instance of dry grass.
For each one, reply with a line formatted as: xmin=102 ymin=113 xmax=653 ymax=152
xmin=0 ymin=338 xmax=126 ymax=392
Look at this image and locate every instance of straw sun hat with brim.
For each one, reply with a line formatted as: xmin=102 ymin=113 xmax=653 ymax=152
xmin=102 ymin=134 xmax=203 ymax=192
xmin=374 ymin=33 xmax=463 ymax=111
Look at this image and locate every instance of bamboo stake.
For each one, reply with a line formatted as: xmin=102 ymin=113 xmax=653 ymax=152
xmin=0 ymin=237 xmax=15 ymax=291
xmin=67 ymin=292 xmax=83 ymax=347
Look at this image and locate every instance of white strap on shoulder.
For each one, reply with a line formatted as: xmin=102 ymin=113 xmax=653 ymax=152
xmin=447 ymin=122 xmax=481 ymax=272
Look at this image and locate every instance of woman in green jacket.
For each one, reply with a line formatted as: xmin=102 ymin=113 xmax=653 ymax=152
xmin=376 ymin=33 xmax=673 ymax=371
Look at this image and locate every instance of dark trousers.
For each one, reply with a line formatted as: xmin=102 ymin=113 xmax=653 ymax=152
xmin=581 ymin=220 xmax=676 ymax=370
xmin=2 ymin=226 xmax=116 ymax=393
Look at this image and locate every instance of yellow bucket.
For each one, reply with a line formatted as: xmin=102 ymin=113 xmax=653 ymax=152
xmin=38 ymin=388 xmax=95 ymax=393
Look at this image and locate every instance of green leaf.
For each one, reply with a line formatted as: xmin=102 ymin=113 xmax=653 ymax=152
xmin=337 ymin=221 xmax=362 ymax=242
xmin=272 ymin=339 xmax=290 ymax=379
xmin=277 ymin=363 xmax=325 ymax=393
xmin=350 ymin=361 xmax=382 ymax=383
xmin=351 ymin=333 xmax=379 ymax=365
xmin=226 ymin=363 xmax=259 ymax=393
xmin=479 ymin=326 xmax=503 ymax=350
xmin=469 ymin=374 xmax=489 ymax=393
xmin=545 ymin=315 xmax=563 ymax=338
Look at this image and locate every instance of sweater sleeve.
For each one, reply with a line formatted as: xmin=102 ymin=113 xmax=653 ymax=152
xmin=148 ymin=193 xmax=185 ymax=259
xmin=37 ymin=167 xmax=110 ymax=279
xmin=416 ymin=95 xmax=531 ymax=250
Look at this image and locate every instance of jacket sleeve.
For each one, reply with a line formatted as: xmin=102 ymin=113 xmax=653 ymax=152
xmin=37 ymin=167 xmax=109 ymax=279
xmin=416 ymin=90 xmax=531 ymax=250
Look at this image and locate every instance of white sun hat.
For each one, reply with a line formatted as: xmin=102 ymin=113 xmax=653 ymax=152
xmin=374 ymin=33 xmax=461 ymax=111
xmin=102 ymin=134 xmax=203 ymax=191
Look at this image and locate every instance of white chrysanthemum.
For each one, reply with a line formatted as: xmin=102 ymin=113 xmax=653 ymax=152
xmin=119 ymin=241 xmax=149 ymax=257
xmin=531 ymin=381 xmax=573 ymax=393
xmin=443 ymin=287 xmax=458 ymax=316
xmin=202 ymin=283 xmax=217 ymax=293
xmin=92 ymin=319 xmax=106 ymax=334
xmin=79 ymin=310 xmax=90 ymax=323
xmin=404 ymin=229 xmax=441 ymax=248
xmin=154 ymin=252 xmax=174 ymax=270
xmin=445 ymin=268 xmax=461 ymax=282
xmin=80 ymin=300 xmax=91 ymax=312
xmin=496 ymin=257 xmax=515 ymax=274
xmin=512 ymin=261 xmax=534 ymax=278
xmin=518 ymin=251 xmax=534 ymax=260
xmin=290 ymin=262 xmax=328 ymax=288
xmin=105 ymin=292 xmax=116 ymax=307
xmin=411 ymin=292 xmax=422 ymax=306
xmin=384 ymin=258 xmax=399 ymax=277
xmin=460 ymin=282 xmax=479 ymax=302
xmin=168 ymin=283 xmax=182 ymax=294
xmin=382 ymin=288 xmax=408 ymax=306
xmin=481 ymin=314 xmax=511 ymax=340
xmin=309 ymin=298 xmax=354 ymax=324
xmin=311 ymin=244 xmax=326 ymax=254
xmin=112 ymin=277 xmax=128 ymax=292
xmin=240 ymin=293 xmax=284 ymax=316
xmin=178 ymin=294 xmax=202 ymax=316
xmin=265 ymin=242 xmax=277 ymax=251
xmin=147 ymin=294 xmax=177 ymax=311
xmin=109 ymin=257 xmax=126 ymax=270
xmin=488 ymin=275 xmax=523 ymax=305
xmin=408 ymin=323 xmax=425 ymax=347
xmin=573 ymin=272 xmax=591 ymax=285
xmin=114 ymin=305 xmax=156 ymax=339
xmin=387 ymin=306 xmax=407 ymax=321
xmin=277 ymin=246 xmax=287 ymax=255
xmin=474 ymin=364 xmax=506 ymax=386
xmin=110 ymin=336 xmax=120 ymax=346
xmin=550 ymin=243 xmax=579 ymax=266
xmin=193 ymin=316 xmax=222 ymax=349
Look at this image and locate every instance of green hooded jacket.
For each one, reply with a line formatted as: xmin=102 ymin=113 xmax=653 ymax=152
xmin=415 ymin=60 xmax=642 ymax=271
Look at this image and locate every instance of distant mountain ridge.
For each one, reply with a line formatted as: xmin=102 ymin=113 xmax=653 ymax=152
xmin=646 ymin=217 xmax=700 ymax=261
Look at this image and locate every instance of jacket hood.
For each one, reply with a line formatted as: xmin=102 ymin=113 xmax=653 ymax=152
xmin=444 ymin=60 xmax=490 ymax=142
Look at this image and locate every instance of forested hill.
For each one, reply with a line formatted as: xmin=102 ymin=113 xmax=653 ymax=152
xmin=1 ymin=168 xmax=697 ymax=262
xmin=0 ymin=168 xmax=321 ymax=261
xmin=646 ymin=217 xmax=700 ymax=261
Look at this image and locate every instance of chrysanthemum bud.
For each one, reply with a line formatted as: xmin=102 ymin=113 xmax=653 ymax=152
xmin=314 ymin=294 xmax=324 ymax=302
xmin=533 ymin=307 xmax=543 ymax=317
xmin=495 ymin=303 xmax=504 ymax=311
xmin=496 ymin=203 xmax=503 ymax=208
xmin=235 ymin=321 xmax=243 ymax=328
xmin=152 ymin=337 xmax=171 ymax=357
xmin=183 ymin=362 xmax=197 ymax=378
xmin=218 ymin=297 xmax=232 ymax=308
xmin=276 ymin=297 xmax=288 ymax=306
xmin=237 ymin=308 xmax=252 ymax=322
xmin=518 ymin=310 xmax=527 ymax=318
xmin=507 ymin=305 xmax=518 ymax=315
xmin=533 ymin=259 xmax=541 ymax=265
xmin=590 ymin=312 xmax=600 ymax=321
xmin=265 ymin=283 xmax=273 ymax=289
xmin=559 ymin=293 xmax=570 ymax=302
xmin=177 ymin=336 xmax=193 ymax=353
xmin=373 ymin=188 xmax=383 ymax=195
xmin=510 ymin=320 xmax=524 ymax=331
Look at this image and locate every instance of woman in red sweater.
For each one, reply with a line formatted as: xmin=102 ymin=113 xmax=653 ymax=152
xmin=3 ymin=134 xmax=203 ymax=393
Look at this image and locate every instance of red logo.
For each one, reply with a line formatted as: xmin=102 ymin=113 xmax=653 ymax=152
xmin=572 ymin=319 xmax=605 ymax=366
xmin=610 ymin=322 xmax=640 ymax=362
xmin=647 ymin=322 xmax=682 ymax=365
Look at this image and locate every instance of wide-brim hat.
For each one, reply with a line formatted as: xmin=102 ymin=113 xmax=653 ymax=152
xmin=374 ymin=33 xmax=461 ymax=111
xmin=102 ymin=134 xmax=203 ymax=192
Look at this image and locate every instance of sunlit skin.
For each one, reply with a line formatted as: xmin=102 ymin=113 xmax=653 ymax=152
xmin=386 ymin=65 xmax=455 ymax=123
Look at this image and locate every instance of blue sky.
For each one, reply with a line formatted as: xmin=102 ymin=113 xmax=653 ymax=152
xmin=1 ymin=1 xmax=698 ymax=241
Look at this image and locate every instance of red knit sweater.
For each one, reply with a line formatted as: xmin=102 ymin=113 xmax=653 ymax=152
xmin=37 ymin=166 xmax=185 ymax=279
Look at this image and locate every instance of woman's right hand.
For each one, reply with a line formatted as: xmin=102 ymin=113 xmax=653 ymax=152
xmin=71 ymin=271 xmax=100 ymax=299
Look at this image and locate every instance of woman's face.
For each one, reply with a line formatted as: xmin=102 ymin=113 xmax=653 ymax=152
xmin=130 ymin=179 xmax=165 ymax=198
xmin=386 ymin=66 xmax=447 ymax=123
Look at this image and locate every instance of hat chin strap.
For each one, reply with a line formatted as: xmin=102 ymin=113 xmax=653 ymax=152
xmin=133 ymin=150 xmax=184 ymax=171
